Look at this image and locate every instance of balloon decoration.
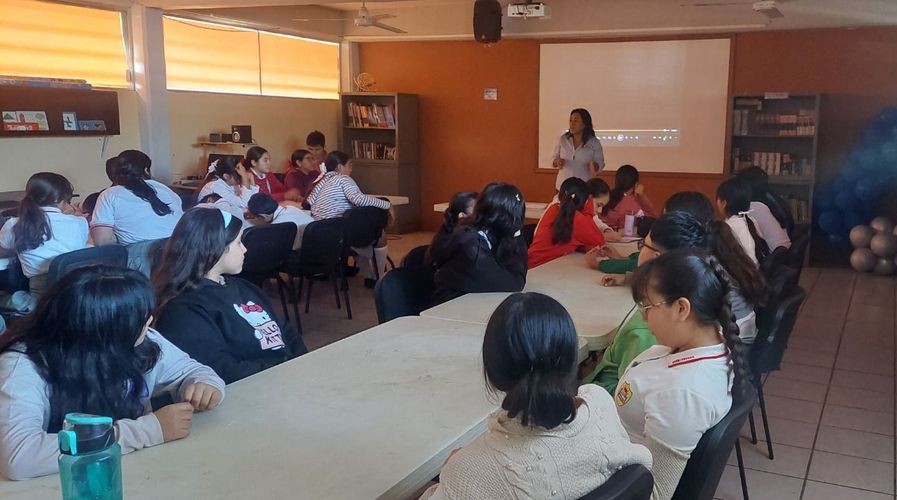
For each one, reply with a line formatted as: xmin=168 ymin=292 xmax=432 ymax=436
xmin=850 ymin=219 xmax=897 ymax=275
xmin=817 ymin=106 xmax=897 ymax=257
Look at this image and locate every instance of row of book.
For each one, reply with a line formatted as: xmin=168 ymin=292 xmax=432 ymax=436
xmin=786 ymin=197 xmax=810 ymax=224
xmin=732 ymin=149 xmax=813 ymax=177
xmin=351 ymin=141 xmax=397 ymax=161
xmin=346 ymin=103 xmax=396 ymax=129
xmin=0 ymin=75 xmax=92 ymax=90
xmin=732 ymin=109 xmax=816 ymax=136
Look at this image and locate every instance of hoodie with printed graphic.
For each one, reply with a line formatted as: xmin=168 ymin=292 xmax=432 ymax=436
xmin=155 ymin=277 xmax=307 ymax=384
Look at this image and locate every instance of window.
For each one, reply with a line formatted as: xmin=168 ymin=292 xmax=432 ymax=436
xmin=0 ymin=0 xmax=130 ymax=88
xmin=163 ymin=17 xmax=339 ymax=100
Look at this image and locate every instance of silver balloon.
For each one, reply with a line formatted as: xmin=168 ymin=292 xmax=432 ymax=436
xmin=850 ymin=248 xmax=877 ymax=272
xmin=874 ymin=257 xmax=896 ymax=275
xmin=870 ymin=216 xmax=895 ymax=234
xmin=850 ymin=225 xmax=876 ymax=249
xmin=871 ymin=232 xmax=897 ymax=257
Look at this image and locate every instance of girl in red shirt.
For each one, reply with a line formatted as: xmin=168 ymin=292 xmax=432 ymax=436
xmin=244 ymin=146 xmax=288 ymax=201
xmin=528 ymin=177 xmax=607 ymax=269
xmin=603 ymin=164 xmax=659 ymax=229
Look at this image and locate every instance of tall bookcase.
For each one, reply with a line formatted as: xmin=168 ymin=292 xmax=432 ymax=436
xmin=339 ymin=92 xmax=419 ymax=232
xmin=728 ymin=93 xmax=820 ymax=258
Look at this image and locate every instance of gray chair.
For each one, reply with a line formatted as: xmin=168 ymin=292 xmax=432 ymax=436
xmin=578 ymin=464 xmax=653 ymax=500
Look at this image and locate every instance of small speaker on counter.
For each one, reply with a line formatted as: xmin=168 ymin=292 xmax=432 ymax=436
xmin=231 ymin=125 xmax=252 ymax=144
xmin=473 ymin=0 xmax=502 ymax=43
xmin=209 ymin=133 xmax=222 ymax=143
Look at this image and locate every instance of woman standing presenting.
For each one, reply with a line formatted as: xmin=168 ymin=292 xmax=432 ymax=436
xmin=552 ymin=108 xmax=605 ymax=189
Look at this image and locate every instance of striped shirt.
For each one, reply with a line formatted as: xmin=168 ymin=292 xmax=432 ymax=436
xmin=307 ymin=171 xmax=390 ymax=220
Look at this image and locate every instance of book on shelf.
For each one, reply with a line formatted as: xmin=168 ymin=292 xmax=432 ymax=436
xmin=346 ymin=102 xmax=396 ymax=128
xmin=786 ymin=197 xmax=810 ymax=224
xmin=732 ymin=147 xmax=812 ymax=177
xmin=351 ymin=140 xmax=397 ymax=161
xmin=732 ymin=108 xmax=816 ymax=136
xmin=0 ymin=75 xmax=92 ymax=90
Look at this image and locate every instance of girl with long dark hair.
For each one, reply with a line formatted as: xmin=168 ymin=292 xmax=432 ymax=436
xmin=418 ymin=293 xmax=651 ymax=500
xmin=431 ymin=183 xmax=528 ymax=305
xmin=527 ymin=177 xmax=607 ymax=268
xmin=603 ymin=164 xmax=659 ymax=229
xmin=428 ymin=191 xmax=478 ymax=258
xmin=197 ymin=156 xmax=259 ymax=211
xmin=284 ymin=148 xmax=323 ymax=200
xmin=91 ymin=150 xmax=183 ymax=246
xmin=0 ymin=172 xmax=88 ymax=300
xmin=243 ymin=146 xmax=288 ymax=201
xmin=550 ymin=108 xmax=605 ymax=189
xmin=735 ymin=167 xmax=792 ymax=250
xmin=716 ymin=178 xmax=771 ymax=264
xmin=616 ymin=248 xmax=751 ymax=500
xmin=153 ymin=207 xmax=306 ymax=384
xmin=0 ymin=266 xmax=225 ymax=480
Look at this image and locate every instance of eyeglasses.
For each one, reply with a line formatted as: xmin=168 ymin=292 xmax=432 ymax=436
xmin=636 ymin=300 xmax=668 ymax=316
xmin=640 ymin=241 xmax=661 ymax=253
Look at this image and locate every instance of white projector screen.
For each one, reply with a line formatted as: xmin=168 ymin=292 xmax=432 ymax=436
xmin=538 ymin=39 xmax=731 ymax=174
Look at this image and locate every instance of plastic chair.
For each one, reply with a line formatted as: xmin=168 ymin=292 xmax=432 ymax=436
xmin=578 ymin=464 xmax=653 ymax=500
xmin=755 ymin=266 xmax=798 ymax=336
xmin=401 ymin=245 xmax=430 ymax=271
xmin=342 ymin=206 xmax=394 ymax=281
xmin=747 ymin=287 xmax=807 ymax=460
xmin=373 ymin=267 xmax=434 ymax=324
xmin=759 ymin=246 xmax=788 ymax=281
xmin=46 ymin=246 xmax=128 ymax=285
xmin=671 ymin=386 xmax=758 ymax=500
xmin=237 ymin=223 xmax=300 ymax=330
xmin=785 ymin=233 xmax=810 ymax=280
xmin=281 ymin=218 xmax=352 ymax=319
xmin=522 ymin=223 xmax=537 ymax=247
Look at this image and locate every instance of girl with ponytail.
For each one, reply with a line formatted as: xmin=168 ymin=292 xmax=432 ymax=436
xmin=243 ymin=146 xmax=288 ymax=201
xmin=716 ymin=178 xmax=771 ymax=264
xmin=197 ymin=157 xmax=259 ymax=211
xmin=0 ymin=173 xmax=88 ymax=299
xmin=418 ymin=292 xmax=651 ymax=500
xmin=602 ymin=164 xmax=659 ymax=229
xmin=527 ymin=177 xmax=607 ymax=268
xmin=615 ymin=248 xmax=750 ymax=500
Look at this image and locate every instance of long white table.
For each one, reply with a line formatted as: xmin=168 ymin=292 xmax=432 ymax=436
xmin=421 ymin=253 xmax=635 ymax=351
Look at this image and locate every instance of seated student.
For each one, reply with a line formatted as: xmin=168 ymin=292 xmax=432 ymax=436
xmin=247 ymin=193 xmax=314 ymax=250
xmin=431 ymin=183 xmax=528 ymax=305
xmin=197 ymin=192 xmax=246 ymax=226
xmin=153 ymin=207 xmax=307 ymax=384
xmin=528 ymin=177 xmax=607 ymax=269
xmin=585 ymin=178 xmax=621 ymax=239
xmin=426 ymin=191 xmax=477 ymax=267
xmin=0 ymin=266 xmax=225 ymax=480
xmin=197 ymin=157 xmax=259 ymax=211
xmin=0 ymin=173 xmax=89 ymax=301
xmin=284 ymin=149 xmax=323 ymax=201
xmin=736 ymin=167 xmax=791 ymax=250
xmin=615 ymin=248 xmax=750 ymax=500
xmin=419 ymin=292 xmax=652 ymax=500
xmin=306 ymin=130 xmax=328 ymax=171
xmin=79 ymin=191 xmax=101 ymax=223
xmin=716 ymin=178 xmax=770 ymax=265
xmin=244 ymin=146 xmax=289 ymax=202
xmin=603 ymin=165 xmax=659 ymax=230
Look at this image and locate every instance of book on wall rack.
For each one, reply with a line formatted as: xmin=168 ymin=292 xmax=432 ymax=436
xmin=731 ymin=147 xmax=813 ymax=177
xmin=346 ymin=102 xmax=396 ymax=128
xmin=351 ymin=140 xmax=397 ymax=161
xmin=0 ymin=75 xmax=92 ymax=90
xmin=732 ymin=106 xmax=816 ymax=136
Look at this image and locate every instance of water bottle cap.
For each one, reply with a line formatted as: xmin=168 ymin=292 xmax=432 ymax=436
xmin=58 ymin=413 xmax=115 ymax=456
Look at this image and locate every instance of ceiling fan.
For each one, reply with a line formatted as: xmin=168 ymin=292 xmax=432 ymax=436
xmin=680 ymin=0 xmax=787 ymax=19
xmin=291 ymin=2 xmax=407 ymax=33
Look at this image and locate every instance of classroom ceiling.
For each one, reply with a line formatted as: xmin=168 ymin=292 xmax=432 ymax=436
xmin=160 ymin=0 xmax=897 ymax=40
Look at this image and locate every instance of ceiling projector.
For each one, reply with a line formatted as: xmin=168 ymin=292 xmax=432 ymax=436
xmin=507 ymin=2 xmax=549 ymax=18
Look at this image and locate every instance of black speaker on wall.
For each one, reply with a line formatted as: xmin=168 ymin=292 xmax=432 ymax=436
xmin=473 ymin=0 xmax=502 ymax=43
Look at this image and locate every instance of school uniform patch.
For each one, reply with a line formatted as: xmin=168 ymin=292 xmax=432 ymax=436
xmin=615 ymin=381 xmax=632 ymax=407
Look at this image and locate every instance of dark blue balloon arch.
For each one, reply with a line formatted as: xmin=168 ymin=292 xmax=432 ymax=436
xmin=816 ymin=107 xmax=897 ymax=246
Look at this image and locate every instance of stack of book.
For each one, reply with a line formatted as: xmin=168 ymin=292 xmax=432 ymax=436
xmin=732 ymin=148 xmax=812 ymax=176
xmin=732 ymin=108 xmax=816 ymax=136
xmin=351 ymin=141 xmax=397 ymax=161
xmin=0 ymin=75 xmax=92 ymax=90
xmin=346 ymin=103 xmax=396 ymax=128
xmin=786 ymin=197 xmax=810 ymax=224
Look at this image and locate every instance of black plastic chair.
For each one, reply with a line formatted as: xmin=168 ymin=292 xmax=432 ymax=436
xmin=342 ymin=206 xmax=394 ymax=281
xmin=672 ymin=386 xmax=758 ymax=500
xmin=281 ymin=218 xmax=352 ymax=319
xmin=578 ymin=464 xmax=653 ymax=500
xmin=46 ymin=245 xmax=128 ymax=285
xmin=747 ymin=287 xmax=807 ymax=460
xmin=521 ymin=223 xmax=537 ymax=247
xmin=374 ymin=267 xmax=434 ymax=324
xmin=0 ymin=256 xmax=29 ymax=293
xmin=237 ymin=223 xmax=300 ymax=330
xmin=401 ymin=244 xmax=430 ymax=271
xmin=756 ymin=266 xmax=798 ymax=336
xmin=785 ymin=233 xmax=810 ymax=280
xmin=759 ymin=246 xmax=788 ymax=281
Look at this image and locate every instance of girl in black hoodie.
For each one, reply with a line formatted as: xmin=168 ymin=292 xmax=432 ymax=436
xmin=153 ymin=207 xmax=306 ymax=383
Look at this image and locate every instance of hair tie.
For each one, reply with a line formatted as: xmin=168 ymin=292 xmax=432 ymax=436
xmin=570 ymin=192 xmax=576 ymax=200
xmin=208 ymin=159 xmax=219 ymax=174
xmin=737 ymin=210 xmax=751 ymax=217
xmin=219 ymin=209 xmax=233 ymax=227
xmin=515 ymin=193 xmax=521 ymax=202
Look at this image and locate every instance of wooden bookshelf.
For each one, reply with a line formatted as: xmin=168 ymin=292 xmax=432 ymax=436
xmin=0 ymin=86 xmax=120 ymax=138
xmin=340 ymin=92 xmax=419 ymax=232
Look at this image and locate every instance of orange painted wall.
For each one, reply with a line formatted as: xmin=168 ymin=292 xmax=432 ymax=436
xmin=358 ymin=28 xmax=897 ymax=231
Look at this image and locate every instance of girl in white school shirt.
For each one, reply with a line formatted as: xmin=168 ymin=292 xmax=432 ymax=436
xmin=716 ymin=178 xmax=770 ymax=265
xmin=197 ymin=157 xmax=259 ymax=211
xmin=615 ymin=248 xmax=750 ymax=500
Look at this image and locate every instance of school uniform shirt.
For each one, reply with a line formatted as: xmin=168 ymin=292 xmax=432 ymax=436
xmin=553 ymin=134 xmax=605 ymax=189
xmin=0 ymin=329 xmax=225 ymax=480
xmin=0 ymin=207 xmax=89 ymax=277
xmin=196 ymin=178 xmax=259 ymax=211
xmin=155 ymin=277 xmax=307 ymax=384
xmin=271 ymin=205 xmax=314 ymax=250
xmin=604 ymin=193 xmax=659 ymax=230
xmin=250 ymin=168 xmax=287 ymax=202
xmin=431 ymin=226 xmax=528 ymax=306
xmin=283 ymin=167 xmax=323 ymax=200
xmin=91 ymin=181 xmax=183 ymax=245
xmin=306 ymin=171 xmax=390 ymax=220
xmin=419 ymin=385 xmax=652 ymax=500
xmin=615 ymin=343 xmax=733 ymax=500
xmin=588 ymin=308 xmax=656 ymax=395
xmin=724 ymin=214 xmax=762 ymax=266
xmin=527 ymin=204 xmax=606 ymax=269
xmin=750 ymin=201 xmax=791 ymax=250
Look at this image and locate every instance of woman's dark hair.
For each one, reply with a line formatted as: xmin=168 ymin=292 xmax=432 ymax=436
xmin=248 ymin=193 xmax=279 ymax=217
xmin=290 ymin=149 xmax=312 ymax=168
xmin=567 ymin=108 xmax=596 ymax=144
xmin=113 ymin=154 xmax=173 ymax=217
xmin=324 ymin=151 xmax=349 ymax=172
xmin=152 ymin=207 xmax=243 ymax=310
xmin=81 ymin=191 xmax=101 ymax=217
xmin=0 ymin=266 xmax=161 ymax=432
xmin=664 ymin=191 xmax=715 ymax=223
xmin=199 ymin=193 xmax=223 ymax=204
xmin=13 ymin=173 xmax=75 ymax=253
xmin=470 ymin=183 xmax=526 ymax=264
xmin=105 ymin=157 xmax=120 ymax=183
xmin=118 ymin=150 xmax=152 ymax=178
xmin=605 ymin=164 xmax=640 ymax=214
xmin=483 ymin=292 xmax=579 ymax=429
xmin=444 ymin=191 xmax=478 ymax=232
xmin=204 ymin=157 xmax=243 ymax=186
xmin=736 ymin=167 xmax=793 ymax=232
xmin=243 ymin=146 xmax=268 ymax=169
xmin=631 ymin=248 xmax=750 ymax=404
xmin=716 ymin=178 xmax=770 ymax=262
xmin=650 ymin=211 xmax=766 ymax=305
xmin=306 ymin=130 xmax=326 ymax=148
xmin=552 ymin=177 xmax=589 ymax=245
xmin=586 ymin=178 xmax=610 ymax=198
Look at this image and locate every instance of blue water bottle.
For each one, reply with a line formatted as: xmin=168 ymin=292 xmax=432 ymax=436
xmin=57 ymin=413 xmax=123 ymax=500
